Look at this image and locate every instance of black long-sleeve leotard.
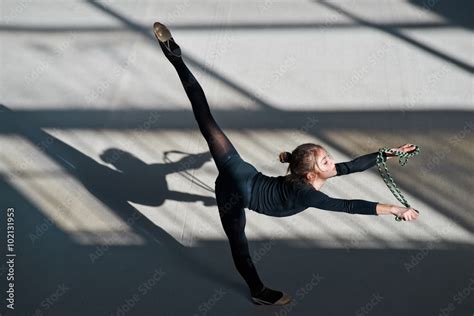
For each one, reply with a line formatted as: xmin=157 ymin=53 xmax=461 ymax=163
xmin=248 ymin=152 xmax=387 ymax=217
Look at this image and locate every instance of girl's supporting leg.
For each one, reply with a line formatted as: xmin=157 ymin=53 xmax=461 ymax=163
xmin=216 ymin=191 xmax=291 ymax=305
xmin=217 ymin=201 xmax=265 ymax=293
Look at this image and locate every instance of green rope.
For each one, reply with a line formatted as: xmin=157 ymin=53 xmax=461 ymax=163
xmin=376 ymin=145 xmax=420 ymax=221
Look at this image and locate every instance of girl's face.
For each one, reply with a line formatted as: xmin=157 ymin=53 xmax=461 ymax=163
xmin=315 ymin=149 xmax=335 ymax=176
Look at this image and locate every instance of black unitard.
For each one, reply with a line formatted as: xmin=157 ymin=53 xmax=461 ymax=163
xmin=167 ymin=56 xmax=387 ymax=295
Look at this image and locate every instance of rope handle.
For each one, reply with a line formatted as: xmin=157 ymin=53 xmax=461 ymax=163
xmin=376 ymin=145 xmax=420 ymax=221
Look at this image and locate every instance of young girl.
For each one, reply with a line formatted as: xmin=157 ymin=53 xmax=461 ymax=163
xmin=152 ymin=22 xmax=419 ymax=305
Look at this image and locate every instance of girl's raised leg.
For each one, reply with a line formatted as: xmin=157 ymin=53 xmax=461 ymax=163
xmin=153 ymin=22 xmax=239 ymax=172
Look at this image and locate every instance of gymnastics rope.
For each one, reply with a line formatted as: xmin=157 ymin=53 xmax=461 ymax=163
xmin=376 ymin=145 xmax=421 ymax=221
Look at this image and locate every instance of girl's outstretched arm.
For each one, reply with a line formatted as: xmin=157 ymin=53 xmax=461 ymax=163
xmin=334 ymin=152 xmax=387 ymax=176
xmin=335 ymin=143 xmax=417 ymax=177
xmin=300 ymin=188 xmax=419 ymax=221
xmin=300 ymin=187 xmax=379 ymax=215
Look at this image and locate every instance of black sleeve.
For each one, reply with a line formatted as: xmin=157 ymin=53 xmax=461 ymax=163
xmin=300 ymin=188 xmax=378 ymax=215
xmin=335 ymin=151 xmax=387 ymax=176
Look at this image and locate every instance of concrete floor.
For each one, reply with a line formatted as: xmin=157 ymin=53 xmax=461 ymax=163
xmin=0 ymin=1 xmax=473 ymax=315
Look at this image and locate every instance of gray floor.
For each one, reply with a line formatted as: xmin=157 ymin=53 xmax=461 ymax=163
xmin=0 ymin=1 xmax=473 ymax=315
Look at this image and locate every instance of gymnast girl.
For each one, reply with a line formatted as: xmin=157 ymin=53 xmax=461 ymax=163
xmin=152 ymin=22 xmax=419 ymax=305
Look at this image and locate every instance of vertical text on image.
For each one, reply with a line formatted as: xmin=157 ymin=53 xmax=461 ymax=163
xmin=6 ymin=207 xmax=16 ymax=310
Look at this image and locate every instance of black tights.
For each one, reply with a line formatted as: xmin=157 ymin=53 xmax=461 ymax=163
xmin=173 ymin=60 xmax=238 ymax=170
xmin=170 ymin=59 xmax=265 ymax=294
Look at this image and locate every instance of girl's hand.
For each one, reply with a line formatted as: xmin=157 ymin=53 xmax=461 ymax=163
xmin=386 ymin=143 xmax=417 ymax=159
xmin=391 ymin=206 xmax=420 ymax=221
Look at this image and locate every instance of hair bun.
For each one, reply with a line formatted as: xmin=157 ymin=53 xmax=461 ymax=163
xmin=279 ymin=151 xmax=292 ymax=163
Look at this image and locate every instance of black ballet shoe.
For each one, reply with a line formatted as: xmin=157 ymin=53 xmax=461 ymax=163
xmin=153 ymin=22 xmax=182 ymax=63
xmin=251 ymin=286 xmax=292 ymax=305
